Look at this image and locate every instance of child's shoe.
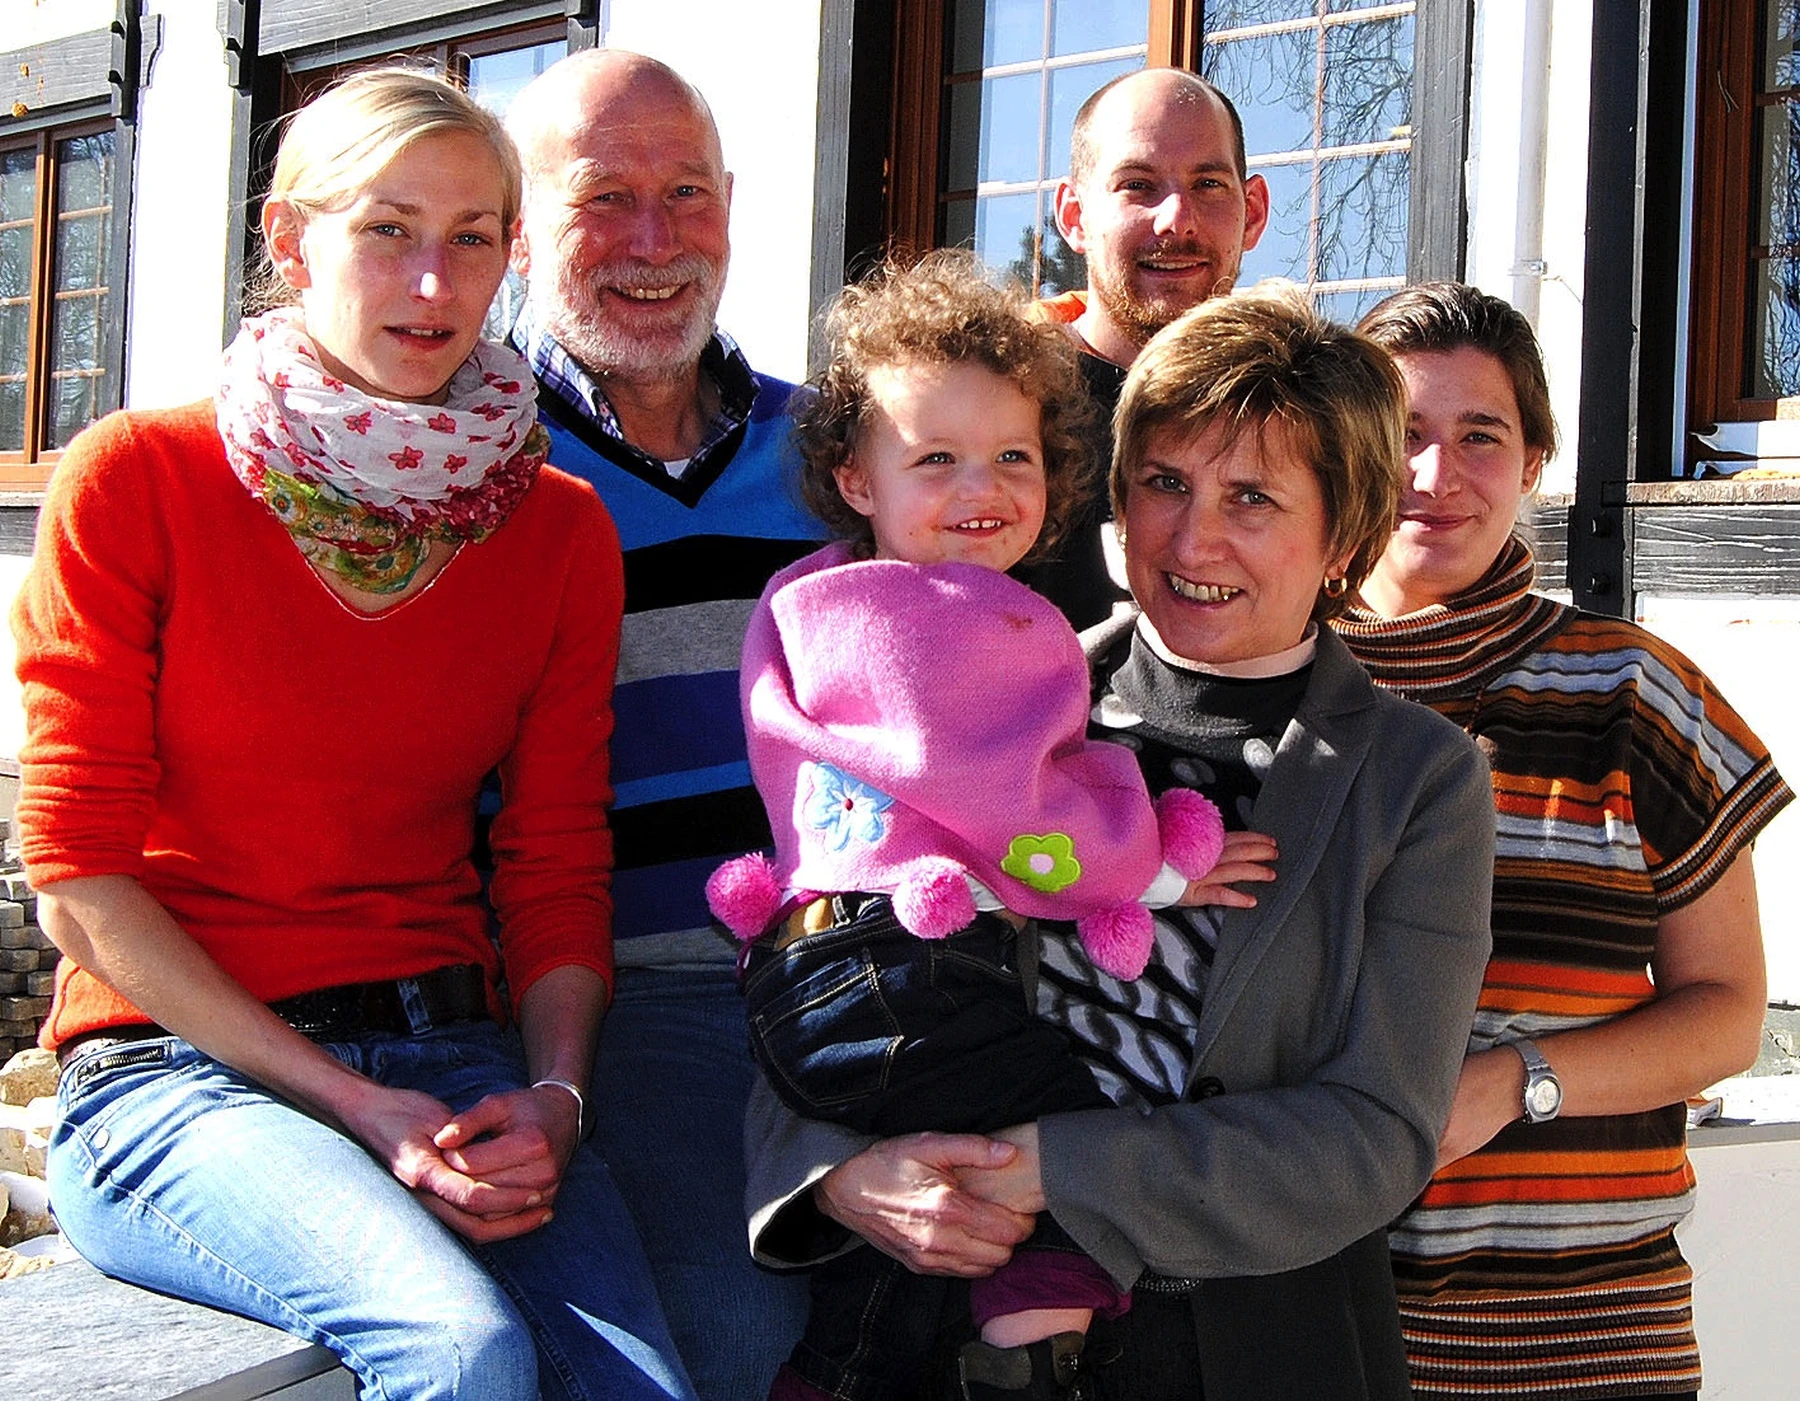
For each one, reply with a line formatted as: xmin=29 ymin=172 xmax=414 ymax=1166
xmin=956 ymin=1331 xmax=1092 ymax=1400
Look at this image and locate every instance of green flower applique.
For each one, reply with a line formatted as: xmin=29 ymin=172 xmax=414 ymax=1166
xmin=1001 ymin=832 xmax=1082 ymax=893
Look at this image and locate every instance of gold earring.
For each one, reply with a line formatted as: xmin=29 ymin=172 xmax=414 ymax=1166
xmin=1323 ymin=576 xmax=1348 ymax=599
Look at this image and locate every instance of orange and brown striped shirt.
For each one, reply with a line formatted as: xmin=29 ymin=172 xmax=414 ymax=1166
xmin=1337 ymin=538 xmax=1791 ymax=1400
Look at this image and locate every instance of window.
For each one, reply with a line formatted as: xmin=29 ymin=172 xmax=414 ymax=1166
xmin=1690 ymin=0 xmax=1800 ymax=435
xmin=0 ymin=122 xmax=116 ymax=474
xmin=889 ymin=0 xmax=1426 ymax=319
xmin=938 ymin=3 xmax=1151 ymax=295
xmin=1205 ymin=2 xmax=1415 ymax=324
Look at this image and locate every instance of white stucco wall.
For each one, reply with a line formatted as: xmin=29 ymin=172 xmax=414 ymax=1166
xmin=603 ymin=0 xmax=823 ymax=384
xmin=1465 ymin=0 xmax=1590 ymax=498
xmin=8 ymin=0 xmax=116 ymax=49
xmin=1683 ymin=1119 xmax=1800 ymax=1397
xmin=1635 ymin=599 xmax=1800 ymax=1002
xmin=120 ymin=1 xmax=239 ymax=411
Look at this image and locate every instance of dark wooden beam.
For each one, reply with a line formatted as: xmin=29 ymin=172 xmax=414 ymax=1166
xmin=1567 ymin=0 xmax=1647 ymax=617
xmin=1408 ymin=0 xmax=1474 ymax=281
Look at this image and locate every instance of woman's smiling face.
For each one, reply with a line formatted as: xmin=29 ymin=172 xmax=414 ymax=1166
xmin=1359 ymin=345 xmax=1545 ymax=616
xmin=1124 ymin=417 xmax=1350 ymax=665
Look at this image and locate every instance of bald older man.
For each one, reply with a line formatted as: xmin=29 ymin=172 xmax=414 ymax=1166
xmin=1023 ymin=68 xmax=1270 ymax=628
xmin=505 ymin=51 xmax=821 ymax=1401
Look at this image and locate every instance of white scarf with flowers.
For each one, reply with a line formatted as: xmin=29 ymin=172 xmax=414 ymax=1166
xmin=215 ymin=308 xmax=548 ymax=592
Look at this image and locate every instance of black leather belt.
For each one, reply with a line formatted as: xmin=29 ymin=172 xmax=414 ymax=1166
xmin=268 ymin=963 xmax=489 ymax=1040
xmin=56 ymin=964 xmax=490 ymax=1069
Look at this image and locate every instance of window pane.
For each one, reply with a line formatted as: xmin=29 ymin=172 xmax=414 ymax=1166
xmin=48 ymin=130 xmax=114 ymax=450
xmin=975 ymin=190 xmax=1040 ymax=276
xmin=0 ymin=382 xmax=23 ymax=454
xmin=0 ymin=146 xmax=40 ymax=452
xmin=55 ymin=133 xmax=112 ymax=213
xmin=1204 ymin=32 xmax=1319 ymax=159
xmin=948 ymin=72 xmax=1043 ymax=188
xmin=0 ymin=223 xmax=32 ymax=304
xmin=1760 ymin=102 xmax=1800 ymax=255
xmin=1315 ymin=285 xmax=1395 ymax=327
xmin=1037 ymin=217 xmax=1085 ymax=296
xmin=1753 ymin=255 xmax=1800 ymax=398
xmin=1051 ymin=0 xmax=1146 ymax=58
xmin=952 ymin=0 xmax=1045 ymax=72
xmin=1 ymin=146 xmax=38 ymax=223
xmin=1047 ymin=55 xmax=1144 ymax=177
xmin=1767 ymin=0 xmax=1800 ymax=89
xmin=1240 ymin=160 xmax=1315 ymax=285
xmin=1322 ymin=14 xmax=1413 ymax=147
xmin=1207 ymin=1 xmax=1323 ymax=25
xmin=467 ymin=40 xmax=566 ymax=118
xmin=469 ymin=38 xmax=567 ymax=339
xmin=1318 ymin=150 xmax=1409 ymax=282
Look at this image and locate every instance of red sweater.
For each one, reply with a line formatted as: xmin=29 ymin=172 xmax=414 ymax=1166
xmin=13 ymin=402 xmax=623 ymax=1047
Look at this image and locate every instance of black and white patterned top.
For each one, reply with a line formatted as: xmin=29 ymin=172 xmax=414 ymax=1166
xmin=1036 ymin=628 xmax=1311 ymax=1110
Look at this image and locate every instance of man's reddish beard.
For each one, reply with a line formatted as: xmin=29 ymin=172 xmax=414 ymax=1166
xmin=1090 ymin=238 xmax=1240 ymax=348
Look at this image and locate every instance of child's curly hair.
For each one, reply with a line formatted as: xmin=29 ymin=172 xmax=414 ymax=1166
xmin=797 ymin=250 xmax=1096 ymax=561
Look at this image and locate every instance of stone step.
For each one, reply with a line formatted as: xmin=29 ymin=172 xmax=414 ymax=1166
xmin=1 ymin=1256 xmax=356 ymax=1400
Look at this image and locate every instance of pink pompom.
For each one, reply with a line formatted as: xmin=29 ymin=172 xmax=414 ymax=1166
xmin=891 ymin=856 xmax=978 ymax=939
xmin=705 ymin=854 xmax=784 ymax=941
xmin=1156 ymin=786 xmax=1226 ymax=880
xmin=1077 ymin=903 xmax=1155 ymax=981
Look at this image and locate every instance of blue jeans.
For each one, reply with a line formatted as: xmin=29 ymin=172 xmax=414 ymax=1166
xmin=742 ymin=899 xmax=1119 ymax=1401
xmin=588 ymin=963 xmax=811 ymax=1401
xmin=48 ymin=1021 xmax=696 ymax=1401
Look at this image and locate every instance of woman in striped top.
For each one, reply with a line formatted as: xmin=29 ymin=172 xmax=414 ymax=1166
xmin=1336 ymin=281 xmax=1792 ymax=1400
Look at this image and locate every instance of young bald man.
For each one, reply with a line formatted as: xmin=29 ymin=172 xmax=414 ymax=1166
xmin=1024 ymin=68 xmax=1270 ymax=629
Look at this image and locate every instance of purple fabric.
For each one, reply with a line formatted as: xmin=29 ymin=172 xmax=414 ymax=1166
xmin=968 ymin=1248 xmax=1131 ymax=1328
xmin=741 ymin=543 xmax=1164 ymax=924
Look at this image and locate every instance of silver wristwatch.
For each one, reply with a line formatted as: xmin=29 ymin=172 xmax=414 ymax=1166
xmin=1512 ymin=1038 xmax=1563 ymax=1123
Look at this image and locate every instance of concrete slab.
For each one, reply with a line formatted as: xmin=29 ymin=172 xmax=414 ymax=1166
xmin=0 ymin=1259 xmax=354 ymax=1400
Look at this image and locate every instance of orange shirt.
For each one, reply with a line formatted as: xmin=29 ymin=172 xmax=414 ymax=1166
xmin=14 ymin=402 xmax=623 ymax=1046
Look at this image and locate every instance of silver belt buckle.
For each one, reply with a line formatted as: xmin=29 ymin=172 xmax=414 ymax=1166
xmin=397 ymin=977 xmax=432 ymax=1034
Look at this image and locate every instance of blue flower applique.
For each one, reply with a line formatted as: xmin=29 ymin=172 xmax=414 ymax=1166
xmin=803 ymin=762 xmax=893 ymax=851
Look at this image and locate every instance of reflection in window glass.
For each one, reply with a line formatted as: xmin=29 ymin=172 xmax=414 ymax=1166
xmin=1206 ymin=30 xmax=1318 ymax=157
xmin=1318 ymin=151 xmax=1408 ymax=283
xmin=1239 ymin=160 xmax=1313 ymax=285
xmin=0 ymin=147 xmax=37 ymax=453
xmin=1203 ymin=3 xmax=1414 ymax=314
xmin=49 ymin=132 xmax=114 ymax=450
xmin=1206 ymin=0 xmax=1321 ymax=25
xmin=1322 ymin=15 xmax=1413 ymax=148
xmin=979 ymin=191 xmax=1042 ymax=281
xmin=1759 ymin=104 xmax=1800 ymax=257
xmin=1754 ymin=256 xmax=1800 ymax=398
xmin=1766 ymin=0 xmax=1800 ymax=89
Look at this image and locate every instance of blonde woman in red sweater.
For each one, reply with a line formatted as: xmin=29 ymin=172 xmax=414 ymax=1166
xmin=13 ymin=68 xmax=695 ymax=1401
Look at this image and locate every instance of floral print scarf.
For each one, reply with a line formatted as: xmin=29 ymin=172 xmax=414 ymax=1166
xmin=215 ymin=307 xmax=548 ymax=593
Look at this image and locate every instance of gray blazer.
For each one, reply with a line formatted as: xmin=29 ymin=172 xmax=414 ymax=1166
xmin=747 ymin=626 xmax=1494 ymax=1292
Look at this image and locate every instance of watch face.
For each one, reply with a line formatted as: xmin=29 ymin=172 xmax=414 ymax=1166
xmin=1526 ymin=1077 xmax=1562 ymax=1117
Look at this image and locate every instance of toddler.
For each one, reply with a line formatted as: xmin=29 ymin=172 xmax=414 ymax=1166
xmin=709 ymin=253 xmax=1267 ymax=1401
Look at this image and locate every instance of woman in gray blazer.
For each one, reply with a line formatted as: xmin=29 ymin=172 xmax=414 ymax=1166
xmin=746 ymin=286 xmax=1495 ymax=1401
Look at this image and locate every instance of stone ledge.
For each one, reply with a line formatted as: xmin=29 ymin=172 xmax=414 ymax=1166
xmin=2 ymin=1258 xmax=355 ymax=1400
